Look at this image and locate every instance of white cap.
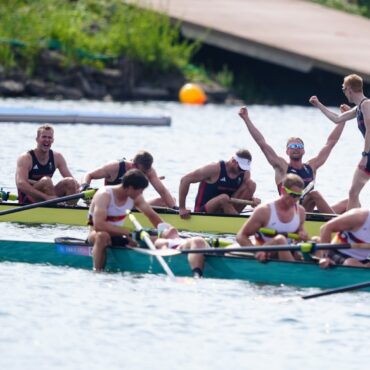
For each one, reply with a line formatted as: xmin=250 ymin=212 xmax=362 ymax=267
xmin=233 ymin=154 xmax=251 ymax=171
xmin=157 ymin=222 xmax=171 ymax=236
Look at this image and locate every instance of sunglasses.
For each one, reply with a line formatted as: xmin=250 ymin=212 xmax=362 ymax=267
xmin=287 ymin=143 xmax=304 ymax=149
xmin=283 ymin=186 xmax=303 ymax=199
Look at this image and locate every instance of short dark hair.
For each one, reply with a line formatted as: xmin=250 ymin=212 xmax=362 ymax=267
xmin=235 ymin=149 xmax=252 ymax=161
xmin=133 ymin=151 xmax=153 ymax=171
xmin=122 ymin=169 xmax=149 ymax=189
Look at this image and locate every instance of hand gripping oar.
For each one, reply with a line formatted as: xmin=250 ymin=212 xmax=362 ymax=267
xmin=0 ymin=189 xmax=96 ymax=216
xmin=126 ymin=211 xmax=176 ymax=281
xmin=137 ymin=241 xmax=368 ymax=257
xmin=302 ymin=280 xmax=370 ymax=300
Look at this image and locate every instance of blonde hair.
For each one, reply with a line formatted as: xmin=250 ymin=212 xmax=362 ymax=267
xmin=282 ymin=174 xmax=304 ymax=190
xmin=343 ymin=74 xmax=363 ymax=93
xmin=37 ymin=124 xmax=54 ymax=138
xmin=286 ymin=137 xmax=304 ymax=147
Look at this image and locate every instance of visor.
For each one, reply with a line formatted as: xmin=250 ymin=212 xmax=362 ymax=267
xmin=233 ymin=155 xmax=251 ymax=171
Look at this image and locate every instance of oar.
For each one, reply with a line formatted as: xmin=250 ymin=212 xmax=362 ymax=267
xmin=302 ymin=281 xmax=370 ymax=300
xmin=140 ymin=241 xmax=367 ymax=257
xmin=0 ymin=189 xmax=96 ymax=216
xmin=259 ymin=227 xmax=300 ymax=241
xmin=0 ymin=190 xmax=18 ymax=201
xmin=301 ymin=180 xmax=315 ymax=200
xmin=126 ymin=211 xmax=176 ymax=281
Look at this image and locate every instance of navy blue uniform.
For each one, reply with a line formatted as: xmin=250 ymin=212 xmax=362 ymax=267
xmin=105 ymin=159 xmax=126 ymax=185
xmin=194 ymin=161 xmax=244 ymax=212
xmin=18 ymin=149 xmax=56 ymax=204
xmin=278 ymin=164 xmax=314 ymax=194
xmin=357 ymin=98 xmax=370 ymax=175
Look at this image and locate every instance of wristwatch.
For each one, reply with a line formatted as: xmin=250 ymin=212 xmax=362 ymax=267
xmin=362 ymin=151 xmax=369 ymax=157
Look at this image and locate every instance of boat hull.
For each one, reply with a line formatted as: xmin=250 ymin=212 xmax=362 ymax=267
xmin=0 ymin=202 xmax=335 ymax=237
xmin=0 ymin=238 xmax=369 ymax=290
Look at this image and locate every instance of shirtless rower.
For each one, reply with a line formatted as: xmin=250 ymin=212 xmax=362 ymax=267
xmin=16 ymin=124 xmax=79 ymax=203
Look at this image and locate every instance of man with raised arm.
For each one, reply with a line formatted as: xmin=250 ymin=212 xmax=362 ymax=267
xmin=310 ymin=73 xmax=370 ymax=211
xmin=236 ymin=174 xmax=308 ymax=262
xmin=80 ymin=150 xmax=176 ymax=208
xmin=87 ymin=169 xmax=163 ymax=271
xmin=178 ymin=149 xmax=260 ymax=219
xmin=16 ymin=124 xmax=79 ymax=204
xmin=239 ymin=105 xmax=346 ymax=213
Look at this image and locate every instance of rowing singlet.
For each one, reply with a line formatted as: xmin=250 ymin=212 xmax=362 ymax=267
xmin=278 ymin=164 xmax=314 ymax=194
xmin=17 ymin=149 xmax=56 ymax=204
xmin=105 ymin=159 xmax=126 ymax=185
xmin=333 ymin=211 xmax=370 ymax=261
xmin=194 ymin=161 xmax=244 ymax=212
xmin=255 ymin=202 xmax=300 ymax=244
xmin=88 ymin=186 xmax=134 ymax=227
xmin=356 ymin=98 xmax=368 ymax=138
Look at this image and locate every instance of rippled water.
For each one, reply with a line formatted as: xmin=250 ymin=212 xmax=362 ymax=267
xmin=0 ymin=98 xmax=369 ymax=369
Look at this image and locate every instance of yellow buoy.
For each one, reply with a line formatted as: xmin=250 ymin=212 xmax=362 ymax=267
xmin=179 ymin=83 xmax=207 ymax=105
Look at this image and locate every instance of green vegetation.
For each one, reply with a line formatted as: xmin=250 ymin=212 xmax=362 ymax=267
xmin=311 ymin=0 xmax=370 ymax=17
xmin=0 ymin=0 xmax=199 ymax=73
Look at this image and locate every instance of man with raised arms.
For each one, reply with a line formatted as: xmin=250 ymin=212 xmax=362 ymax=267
xmin=87 ymin=169 xmax=163 ymax=271
xmin=238 ymin=106 xmax=346 ymax=213
xmin=310 ymin=73 xmax=370 ymax=211
xmin=16 ymin=124 xmax=79 ymax=203
xmin=178 ymin=149 xmax=260 ymax=218
xmin=236 ymin=174 xmax=308 ymax=262
xmin=80 ymin=150 xmax=176 ymax=208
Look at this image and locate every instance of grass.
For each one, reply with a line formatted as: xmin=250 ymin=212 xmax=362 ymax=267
xmin=0 ymin=0 xmax=199 ymax=73
xmin=310 ymin=0 xmax=370 ymax=17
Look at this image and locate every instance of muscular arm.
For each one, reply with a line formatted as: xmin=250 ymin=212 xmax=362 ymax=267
xmin=309 ymin=96 xmax=356 ymax=123
xmin=238 ymin=106 xmax=287 ymax=174
xmin=178 ymin=163 xmax=219 ymax=210
xmin=135 ymin=195 xmax=163 ymax=227
xmin=15 ymin=153 xmax=53 ymax=201
xmin=320 ymin=209 xmax=367 ymax=243
xmin=81 ymin=161 xmax=119 ymax=185
xmin=146 ymin=168 xmax=176 ymax=208
xmin=236 ymin=205 xmax=269 ymax=246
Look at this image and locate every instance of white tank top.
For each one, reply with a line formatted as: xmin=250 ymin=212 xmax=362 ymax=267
xmin=339 ymin=211 xmax=370 ymax=260
xmin=89 ymin=187 xmax=134 ymax=227
xmin=260 ymin=201 xmax=300 ymax=243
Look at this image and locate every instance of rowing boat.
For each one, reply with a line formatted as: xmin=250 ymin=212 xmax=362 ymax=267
xmin=0 ymin=201 xmax=335 ymax=236
xmin=0 ymin=237 xmax=369 ymax=290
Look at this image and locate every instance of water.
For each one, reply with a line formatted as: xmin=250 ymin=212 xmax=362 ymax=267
xmin=0 ymin=98 xmax=369 ymax=369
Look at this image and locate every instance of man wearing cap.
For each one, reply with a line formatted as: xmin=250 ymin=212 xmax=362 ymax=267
xmin=238 ymin=106 xmax=346 ymax=213
xmin=155 ymin=222 xmax=209 ymax=278
xmin=178 ymin=149 xmax=260 ymax=218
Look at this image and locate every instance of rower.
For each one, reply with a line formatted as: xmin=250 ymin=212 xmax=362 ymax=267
xmin=80 ymin=150 xmax=176 ymax=208
xmin=236 ymin=174 xmax=308 ymax=262
xmin=238 ymin=105 xmax=347 ymax=213
xmin=178 ymin=149 xmax=261 ymax=219
xmin=15 ymin=124 xmax=79 ymax=204
xmin=87 ymin=169 xmax=163 ymax=271
xmin=154 ymin=223 xmax=209 ymax=278
xmin=316 ymin=208 xmax=370 ymax=268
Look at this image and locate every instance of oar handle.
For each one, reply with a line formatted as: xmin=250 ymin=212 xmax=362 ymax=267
xmin=259 ymin=227 xmax=300 ymax=241
xmin=0 ymin=190 xmax=18 ymax=201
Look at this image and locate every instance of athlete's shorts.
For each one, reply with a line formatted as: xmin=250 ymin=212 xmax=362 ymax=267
xmin=328 ymin=249 xmax=370 ymax=265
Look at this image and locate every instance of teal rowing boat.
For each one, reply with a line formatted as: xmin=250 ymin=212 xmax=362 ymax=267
xmin=1 ymin=238 xmax=369 ymax=290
